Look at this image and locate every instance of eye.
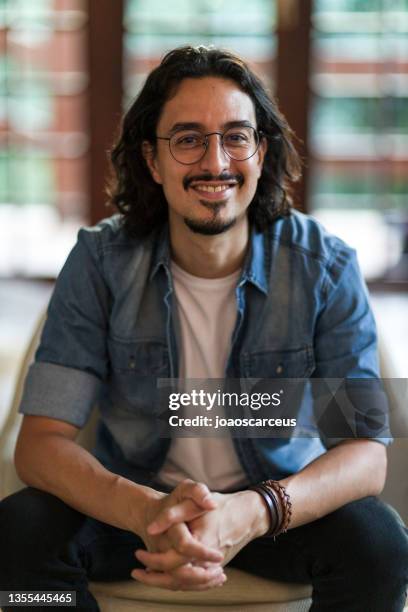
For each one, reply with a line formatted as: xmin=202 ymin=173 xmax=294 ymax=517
xmin=173 ymin=132 xmax=204 ymax=148
xmin=224 ymin=131 xmax=251 ymax=146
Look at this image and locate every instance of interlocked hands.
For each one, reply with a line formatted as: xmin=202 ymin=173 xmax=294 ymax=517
xmin=131 ymin=479 xmax=266 ymax=591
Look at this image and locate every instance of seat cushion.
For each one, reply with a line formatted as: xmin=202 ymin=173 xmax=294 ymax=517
xmin=90 ymin=567 xmax=312 ymax=611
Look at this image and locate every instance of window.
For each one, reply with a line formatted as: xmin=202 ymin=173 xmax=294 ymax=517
xmin=310 ymin=0 xmax=408 ymax=281
xmin=0 ymin=0 xmax=88 ymax=276
xmin=123 ymin=0 xmax=277 ymax=104
xmin=3 ymin=0 xmax=406 ymax=285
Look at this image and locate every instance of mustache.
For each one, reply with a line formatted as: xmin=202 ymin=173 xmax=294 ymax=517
xmin=183 ymin=172 xmax=244 ymax=191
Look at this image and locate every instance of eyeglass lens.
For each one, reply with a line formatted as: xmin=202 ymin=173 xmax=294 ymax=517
xmin=169 ymin=127 xmax=259 ymax=164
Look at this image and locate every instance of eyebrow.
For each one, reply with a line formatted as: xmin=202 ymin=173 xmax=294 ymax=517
xmin=168 ymin=120 xmax=255 ymax=134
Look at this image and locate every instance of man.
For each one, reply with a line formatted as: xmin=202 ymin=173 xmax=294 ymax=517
xmin=1 ymin=45 xmax=407 ymax=611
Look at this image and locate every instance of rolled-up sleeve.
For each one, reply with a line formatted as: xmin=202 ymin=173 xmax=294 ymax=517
xmin=19 ymin=228 xmax=110 ymax=427
xmin=312 ymin=247 xmax=392 ymax=449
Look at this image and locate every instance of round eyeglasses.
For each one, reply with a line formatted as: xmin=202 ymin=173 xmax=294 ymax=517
xmin=156 ymin=126 xmax=261 ymax=165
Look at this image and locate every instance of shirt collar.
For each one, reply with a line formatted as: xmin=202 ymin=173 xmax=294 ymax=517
xmin=150 ymin=223 xmax=269 ymax=295
xmin=238 ymin=226 xmax=268 ymax=295
xmin=150 ymin=224 xmax=172 ymax=281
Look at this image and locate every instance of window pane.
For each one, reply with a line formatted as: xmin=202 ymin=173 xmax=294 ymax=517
xmin=0 ymin=0 xmax=89 ymax=277
xmin=310 ymin=0 xmax=408 ymax=281
xmin=123 ymin=0 xmax=276 ymax=105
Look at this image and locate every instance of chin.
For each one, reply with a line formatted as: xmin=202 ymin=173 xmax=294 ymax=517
xmin=183 ymin=216 xmax=237 ymax=236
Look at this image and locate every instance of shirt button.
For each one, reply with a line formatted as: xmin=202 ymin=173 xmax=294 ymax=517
xmin=276 ymin=364 xmax=283 ymax=375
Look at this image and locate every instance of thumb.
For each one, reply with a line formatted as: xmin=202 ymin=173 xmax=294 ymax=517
xmin=147 ymin=498 xmax=207 ymax=535
xmin=175 ymin=479 xmax=216 ymax=510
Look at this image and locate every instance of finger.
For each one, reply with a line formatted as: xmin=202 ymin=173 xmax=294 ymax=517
xmin=187 ymin=572 xmax=228 ymax=591
xmin=131 ymin=568 xmax=175 ymax=590
xmin=135 ymin=547 xmax=224 ymax=573
xmin=147 ymin=498 xmax=207 ymax=535
xmin=172 ymin=562 xmax=225 ymax=586
xmin=167 ymin=523 xmax=223 ymax=562
xmin=131 ymin=565 xmax=226 ymax=591
xmin=148 ymin=480 xmax=216 ymax=536
xmin=176 ymin=479 xmax=216 ymax=509
xmin=136 ymin=546 xmax=222 ymax=573
xmin=192 ymin=560 xmax=221 ymax=569
xmin=135 ymin=548 xmax=189 ymax=572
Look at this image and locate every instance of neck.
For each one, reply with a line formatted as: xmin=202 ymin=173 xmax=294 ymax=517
xmin=169 ymin=216 xmax=249 ymax=279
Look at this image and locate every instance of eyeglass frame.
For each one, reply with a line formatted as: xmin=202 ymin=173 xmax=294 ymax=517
xmin=155 ymin=126 xmax=263 ymax=165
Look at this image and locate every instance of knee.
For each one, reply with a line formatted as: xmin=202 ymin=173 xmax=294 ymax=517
xmin=1 ymin=489 xmax=35 ymax=544
xmin=369 ymin=501 xmax=408 ymax=589
xmin=0 ymin=488 xmax=51 ymax=583
xmin=334 ymin=497 xmax=408 ymax=588
xmin=1 ymin=488 xmax=52 ymax=553
xmin=0 ymin=487 xmax=84 ymax=558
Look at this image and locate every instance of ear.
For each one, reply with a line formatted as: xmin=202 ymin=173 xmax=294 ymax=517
xmin=142 ymin=141 xmax=163 ymax=184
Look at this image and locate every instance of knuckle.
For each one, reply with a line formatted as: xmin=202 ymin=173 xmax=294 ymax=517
xmin=177 ymin=566 xmax=193 ymax=580
xmin=180 ymin=478 xmax=194 ymax=489
xmin=165 ymin=508 xmax=175 ymax=521
xmin=175 ymin=564 xmax=198 ymax=583
xmin=177 ymin=540 xmax=190 ymax=555
xmin=195 ymin=482 xmax=208 ymax=493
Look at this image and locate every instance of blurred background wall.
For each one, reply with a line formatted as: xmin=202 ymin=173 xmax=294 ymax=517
xmin=1 ymin=0 xmax=407 ymax=426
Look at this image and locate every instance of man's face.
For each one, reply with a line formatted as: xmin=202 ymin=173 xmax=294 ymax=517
xmin=144 ymin=76 xmax=266 ymax=236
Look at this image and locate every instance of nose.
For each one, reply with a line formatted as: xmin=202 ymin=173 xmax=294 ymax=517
xmin=198 ymin=133 xmax=230 ymax=175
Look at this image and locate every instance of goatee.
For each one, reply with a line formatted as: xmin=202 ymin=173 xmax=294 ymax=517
xmin=184 ymin=216 xmax=237 ymax=235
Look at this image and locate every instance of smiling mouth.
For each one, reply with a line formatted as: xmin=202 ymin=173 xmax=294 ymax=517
xmin=190 ymin=182 xmax=237 ymax=197
xmin=194 ymin=184 xmax=232 ymax=193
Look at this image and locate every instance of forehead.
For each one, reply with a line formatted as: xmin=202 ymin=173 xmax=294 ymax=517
xmin=157 ymin=76 xmax=257 ymax=131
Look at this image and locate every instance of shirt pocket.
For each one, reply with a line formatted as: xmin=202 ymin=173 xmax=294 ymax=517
xmin=242 ymin=346 xmax=315 ymax=378
xmin=107 ymin=337 xmax=170 ymax=416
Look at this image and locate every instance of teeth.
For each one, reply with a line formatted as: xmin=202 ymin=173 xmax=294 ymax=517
xmin=194 ymin=184 xmax=230 ymax=193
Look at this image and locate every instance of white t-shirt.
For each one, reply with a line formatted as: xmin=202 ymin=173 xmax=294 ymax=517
xmin=156 ymin=260 xmax=249 ymax=492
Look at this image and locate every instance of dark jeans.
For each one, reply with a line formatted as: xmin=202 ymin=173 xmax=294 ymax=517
xmin=1 ymin=488 xmax=407 ymax=612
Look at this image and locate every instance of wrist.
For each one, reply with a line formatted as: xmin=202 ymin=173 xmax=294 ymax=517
xmin=114 ymin=476 xmax=165 ymax=535
xmin=243 ymin=490 xmax=270 ymax=539
xmin=248 ymin=480 xmax=293 ymax=537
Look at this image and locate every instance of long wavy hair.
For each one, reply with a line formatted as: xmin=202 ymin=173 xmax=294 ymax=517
xmin=107 ymin=45 xmax=302 ymax=237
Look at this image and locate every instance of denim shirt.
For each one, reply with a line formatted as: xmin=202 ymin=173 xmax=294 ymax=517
xmin=20 ymin=211 xmax=389 ymax=489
